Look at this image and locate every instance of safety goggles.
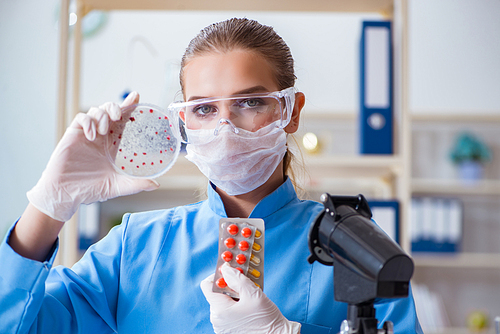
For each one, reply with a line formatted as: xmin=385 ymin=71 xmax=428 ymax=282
xmin=168 ymin=87 xmax=296 ymax=135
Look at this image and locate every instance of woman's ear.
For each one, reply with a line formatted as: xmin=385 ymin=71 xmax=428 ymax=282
xmin=179 ymin=110 xmax=186 ymax=122
xmin=284 ymin=92 xmax=305 ymax=134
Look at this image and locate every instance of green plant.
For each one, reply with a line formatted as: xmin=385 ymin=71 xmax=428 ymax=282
xmin=450 ymin=132 xmax=492 ymax=165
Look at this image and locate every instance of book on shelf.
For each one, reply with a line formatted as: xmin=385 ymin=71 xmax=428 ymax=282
xmin=368 ymin=199 xmax=399 ymax=244
xmin=359 ymin=20 xmax=393 ymax=155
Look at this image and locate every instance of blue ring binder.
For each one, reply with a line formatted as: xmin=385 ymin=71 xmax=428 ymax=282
xmin=359 ymin=21 xmax=393 ymax=155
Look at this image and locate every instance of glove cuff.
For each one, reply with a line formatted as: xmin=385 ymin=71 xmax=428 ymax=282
xmin=288 ymin=321 xmax=301 ymax=334
xmin=27 ymin=179 xmax=78 ymax=222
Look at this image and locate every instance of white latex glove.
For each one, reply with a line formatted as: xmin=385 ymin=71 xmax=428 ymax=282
xmin=27 ymin=92 xmax=159 ymax=222
xmin=200 ymin=263 xmax=301 ymax=334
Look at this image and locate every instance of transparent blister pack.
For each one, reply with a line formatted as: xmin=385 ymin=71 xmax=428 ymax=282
xmin=105 ymin=103 xmax=181 ymax=179
xmin=212 ymin=218 xmax=265 ymax=299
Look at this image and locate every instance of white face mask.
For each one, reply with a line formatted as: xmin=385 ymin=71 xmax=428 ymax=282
xmin=184 ymin=121 xmax=287 ymax=196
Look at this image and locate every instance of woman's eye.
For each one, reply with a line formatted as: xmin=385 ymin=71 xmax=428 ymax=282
xmin=239 ymin=98 xmax=264 ymax=108
xmin=193 ymin=104 xmax=215 ymax=116
xmin=244 ymin=99 xmax=259 ymax=107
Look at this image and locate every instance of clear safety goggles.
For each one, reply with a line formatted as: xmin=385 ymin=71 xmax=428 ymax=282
xmin=168 ymin=87 xmax=296 ymax=136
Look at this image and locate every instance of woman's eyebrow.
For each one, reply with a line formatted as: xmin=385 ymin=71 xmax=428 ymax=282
xmin=187 ymin=86 xmax=271 ymax=101
xmin=233 ymin=86 xmax=270 ymax=95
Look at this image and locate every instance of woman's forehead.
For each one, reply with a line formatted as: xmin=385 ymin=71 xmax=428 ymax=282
xmin=182 ymin=50 xmax=279 ymax=100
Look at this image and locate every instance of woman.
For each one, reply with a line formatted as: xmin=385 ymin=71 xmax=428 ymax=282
xmin=1 ymin=18 xmax=422 ymax=333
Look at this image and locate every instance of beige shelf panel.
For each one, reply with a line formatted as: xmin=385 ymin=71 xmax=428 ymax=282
xmin=79 ymin=0 xmax=394 ymax=14
xmin=411 ymin=113 xmax=500 ymax=123
xmin=425 ymin=328 xmax=495 ymax=334
xmin=157 ymin=154 xmax=403 ymax=193
xmin=412 ymin=178 xmax=500 ymax=196
xmin=413 ymin=252 xmax=500 ymax=269
xmin=156 ymin=156 xmax=206 ymax=190
xmin=305 ymin=155 xmax=402 ymax=178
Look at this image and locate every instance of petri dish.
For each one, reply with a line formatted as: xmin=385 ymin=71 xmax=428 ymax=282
xmin=105 ymin=103 xmax=181 ymax=178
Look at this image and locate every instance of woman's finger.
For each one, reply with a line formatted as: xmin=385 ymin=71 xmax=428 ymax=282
xmin=88 ymin=106 xmax=110 ymax=136
xmin=98 ymin=102 xmax=122 ymax=122
xmin=72 ymin=112 xmax=96 ymax=141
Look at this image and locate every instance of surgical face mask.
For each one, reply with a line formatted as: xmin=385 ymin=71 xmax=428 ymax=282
xmin=184 ymin=120 xmax=287 ymax=196
xmin=172 ymin=87 xmax=295 ymax=195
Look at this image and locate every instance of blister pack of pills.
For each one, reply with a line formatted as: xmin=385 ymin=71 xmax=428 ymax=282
xmin=212 ymin=218 xmax=265 ymax=299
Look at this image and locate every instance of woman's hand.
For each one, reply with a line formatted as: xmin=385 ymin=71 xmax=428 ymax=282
xmin=10 ymin=92 xmax=159 ymax=262
xmin=200 ymin=263 xmax=301 ymax=334
xmin=27 ymin=92 xmax=159 ymax=223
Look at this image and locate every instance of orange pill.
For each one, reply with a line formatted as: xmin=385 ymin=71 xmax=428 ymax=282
xmin=255 ymin=229 xmax=262 ymax=238
xmin=236 ymin=254 xmax=247 ymax=265
xmin=224 ymin=238 xmax=236 ymax=249
xmin=227 ymin=224 xmax=239 ymax=235
xmin=236 ymin=267 xmax=244 ymax=274
xmin=216 ymin=278 xmax=227 ymax=288
xmin=238 ymin=240 xmax=250 ymax=251
xmin=248 ymin=267 xmax=261 ymax=278
xmin=221 ymin=251 xmax=233 ymax=262
xmin=241 ymin=227 xmax=252 ymax=238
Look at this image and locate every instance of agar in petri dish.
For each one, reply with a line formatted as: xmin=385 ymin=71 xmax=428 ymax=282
xmin=106 ymin=103 xmax=181 ymax=178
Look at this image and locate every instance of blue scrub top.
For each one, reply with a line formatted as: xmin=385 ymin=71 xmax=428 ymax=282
xmin=0 ymin=178 xmax=422 ymax=333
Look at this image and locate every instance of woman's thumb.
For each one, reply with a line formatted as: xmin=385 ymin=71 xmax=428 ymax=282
xmin=120 ymin=91 xmax=140 ymax=108
xmin=117 ymin=178 xmax=160 ymax=197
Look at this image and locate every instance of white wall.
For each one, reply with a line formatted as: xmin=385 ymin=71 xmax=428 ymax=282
xmin=0 ymin=0 xmax=59 ymax=238
xmin=409 ymin=0 xmax=500 ymax=113
xmin=77 ymin=10 xmax=381 ymax=112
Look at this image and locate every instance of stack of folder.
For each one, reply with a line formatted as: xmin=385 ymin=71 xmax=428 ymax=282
xmin=411 ymin=197 xmax=463 ymax=253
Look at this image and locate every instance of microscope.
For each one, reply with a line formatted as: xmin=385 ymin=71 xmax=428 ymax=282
xmin=308 ymin=194 xmax=414 ymax=334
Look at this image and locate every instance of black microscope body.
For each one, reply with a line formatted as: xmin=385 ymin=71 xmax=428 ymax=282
xmin=308 ymin=194 xmax=414 ymax=334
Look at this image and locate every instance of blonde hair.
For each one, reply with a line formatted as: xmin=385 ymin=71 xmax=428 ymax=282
xmin=180 ymin=18 xmax=306 ymax=195
xmin=180 ymin=18 xmax=295 ymax=91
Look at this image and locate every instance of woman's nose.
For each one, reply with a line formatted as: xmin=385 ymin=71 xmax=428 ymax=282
xmin=214 ymin=118 xmax=239 ymax=135
xmin=219 ymin=103 xmax=234 ymax=119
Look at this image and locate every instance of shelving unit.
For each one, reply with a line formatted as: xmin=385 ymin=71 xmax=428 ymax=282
xmin=57 ymin=0 xmax=411 ymax=265
xmin=63 ymin=0 xmax=500 ymax=332
xmin=55 ymin=0 xmax=500 ymax=332
xmin=410 ymin=114 xmax=500 ymax=330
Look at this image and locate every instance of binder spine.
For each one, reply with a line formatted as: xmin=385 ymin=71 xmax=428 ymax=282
xmin=359 ymin=21 xmax=393 ymax=154
xmin=367 ymin=200 xmax=400 ymax=244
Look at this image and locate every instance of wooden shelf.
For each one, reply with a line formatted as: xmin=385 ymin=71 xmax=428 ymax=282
xmin=412 ymin=178 xmax=500 ymax=196
xmin=425 ymin=328 xmax=495 ymax=334
xmin=305 ymin=155 xmax=403 ymax=179
xmin=79 ymin=0 xmax=394 ymax=14
xmin=156 ymin=154 xmax=403 ymax=192
xmin=413 ymin=252 xmax=500 ymax=269
xmin=156 ymin=155 xmax=205 ymax=190
xmin=300 ymin=111 xmax=500 ymax=123
xmin=411 ymin=113 xmax=500 ymax=123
